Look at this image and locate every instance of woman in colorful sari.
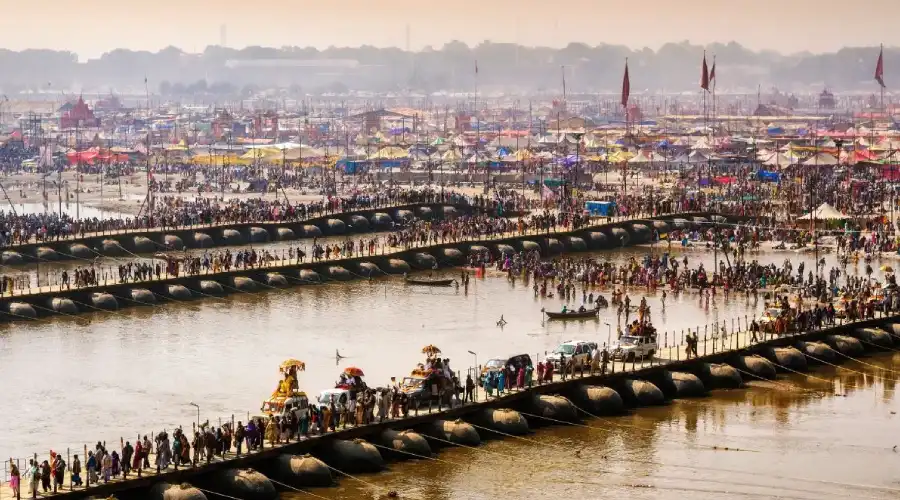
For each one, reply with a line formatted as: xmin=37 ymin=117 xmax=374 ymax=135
xmin=8 ymin=460 xmax=20 ymax=498
xmin=265 ymin=416 xmax=278 ymax=445
xmin=525 ymin=363 xmax=534 ymax=388
xmin=497 ymin=369 xmax=506 ymax=395
xmin=483 ymin=372 xmax=493 ymax=398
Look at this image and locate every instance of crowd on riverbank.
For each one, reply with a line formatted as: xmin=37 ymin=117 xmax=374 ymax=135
xmin=0 ymin=188 xmax=484 ymax=246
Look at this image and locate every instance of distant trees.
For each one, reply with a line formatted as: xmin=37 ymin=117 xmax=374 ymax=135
xmin=0 ymin=42 xmax=894 ymax=94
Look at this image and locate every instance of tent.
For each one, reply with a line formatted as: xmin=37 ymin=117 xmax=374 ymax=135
xmin=627 ymin=151 xmax=652 ymax=164
xmin=764 ymin=153 xmax=798 ymax=166
xmin=801 ymin=152 xmax=838 ymax=166
xmin=797 ymin=203 xmax=847 ymax=221
xmin=688 ymin=150 xmax=709 ymax=163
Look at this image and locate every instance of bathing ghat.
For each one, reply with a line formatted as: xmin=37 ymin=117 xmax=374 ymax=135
xmin=0 ymin=211 xmax=730 ymax=321
xmin=12 ymin=315 xmax=900 ymax=500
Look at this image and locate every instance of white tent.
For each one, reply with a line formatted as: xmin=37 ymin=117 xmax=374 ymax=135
xmin=802 ymin=152 xmax=838 ymax=166
xmin=672 ymin=153 xmax=691 ymax=164
xmin=628 ymin=151 xmax=652 ymax=164
xmin=764 ymin=153 xmax=798 ymax=166
xmin=688 ymin=150 xmax=709 ymax=163
xmin=797 ymin=203 xmax=847 ymax=221
xmin=691 ymin=137 xmax=712 ymax=151
xmin=648 ymin=151 xmax=668 ymax=162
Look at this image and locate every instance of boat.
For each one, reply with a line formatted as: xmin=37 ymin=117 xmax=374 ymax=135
xmin=545 ymin=308 xmax=600 ymax=320
xmin=405 ymin=277 xmax=455 ymax=287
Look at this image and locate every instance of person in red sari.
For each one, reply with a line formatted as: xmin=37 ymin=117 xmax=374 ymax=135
xmin=132 ymin=441 xmax=143 ymax=478
xmin=543 ymin=361 xmax=554 ymax=383
xmin=516 ymin=366 xmax=525 ymax=389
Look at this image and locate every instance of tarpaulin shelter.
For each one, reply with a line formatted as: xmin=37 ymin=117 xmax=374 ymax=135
xmin=757 ymin=170 xmax=780 ymax=182
xmin=66 ymin=150 xmax=100 ymax=164
xmin=584 ymin=200 xmax=616 ymax=216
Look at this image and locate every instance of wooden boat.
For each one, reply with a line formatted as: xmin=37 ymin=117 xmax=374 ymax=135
xmin=545 ymin=308 xmax=600 ymax=320
xmin=405 ymin=277 xmax=455 ymax=287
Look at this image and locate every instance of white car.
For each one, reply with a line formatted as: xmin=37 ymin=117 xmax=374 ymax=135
xmin=316 ymin=388 xmax=350 ymax=409
xmin=545 ymin=340 xmax=598 ymax=370
xmin=611 ymin=335 xmax=658 ymax=361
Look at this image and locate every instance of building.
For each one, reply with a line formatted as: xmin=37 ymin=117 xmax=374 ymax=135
xmin=59 ymin=96 xmax=100 ymax=128
xmin=818 ymin=89 xmax=836 ymax=110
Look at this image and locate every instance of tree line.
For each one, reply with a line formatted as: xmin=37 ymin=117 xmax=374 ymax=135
xmin=0 ymin=41 xmax=891 ymax=95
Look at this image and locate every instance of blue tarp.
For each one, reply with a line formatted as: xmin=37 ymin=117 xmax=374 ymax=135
xmin=767 ymin=126 xmax=784 ymax=135
xmin=757 ymin=170 xmax=780 ymax=182
xmin=585 ymin=201 xmax=615 ymax=216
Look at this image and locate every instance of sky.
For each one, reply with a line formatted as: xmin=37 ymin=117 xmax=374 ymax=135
xmin=3 ymin=0 xmax=899 ymax=60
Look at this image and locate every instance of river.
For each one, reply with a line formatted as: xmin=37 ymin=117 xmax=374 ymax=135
xmin=0 ymin=244 xmax=896 ymax=498
xmin=292 ymin=351 xmax=900 ymax=500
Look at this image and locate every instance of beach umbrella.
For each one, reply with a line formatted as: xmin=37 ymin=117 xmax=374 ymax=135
xmin=343 ymin=366 xmax=365 ymax=377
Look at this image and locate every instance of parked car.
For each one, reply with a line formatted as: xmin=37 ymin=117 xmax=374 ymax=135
xmin=611 ymin=335 xmax=658 ymax=361
xmin=545 ymin=340 xmax=597 ymax=369
xmin=315 ymin=388 xmax=350 ymax=409
xmin=481 ymin=354 xmax=533 ymax=379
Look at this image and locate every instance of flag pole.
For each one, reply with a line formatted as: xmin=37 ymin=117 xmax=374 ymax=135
xmin=712 ymin=55 xmax=717 ymax=138
xmin=881 ymin=44 xmax=885 ymax=115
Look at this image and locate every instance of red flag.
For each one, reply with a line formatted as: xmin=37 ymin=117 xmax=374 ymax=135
xmin=621 ymin=60 xmax=630 ymax=108
xmin=875 ymin=45 xmax=885 ymax=88
xmin=709 ymin=60 xmax=716 ymax=84
xmin=700 ymin=52 xmax=710 ymax=91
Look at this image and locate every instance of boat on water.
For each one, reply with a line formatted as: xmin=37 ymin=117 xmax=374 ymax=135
xmin=405 ymin=277 xmax=455 ymax=287
xmin=545 ymin=307 xmax=600 ymax=320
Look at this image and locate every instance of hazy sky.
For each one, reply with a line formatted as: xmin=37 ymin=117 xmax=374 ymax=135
xmin=4 ymin=0 xmax=898 ymax=60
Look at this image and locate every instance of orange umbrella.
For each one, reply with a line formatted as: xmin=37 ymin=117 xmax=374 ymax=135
xmin=343 ymin=366 xmax=365 ymax=377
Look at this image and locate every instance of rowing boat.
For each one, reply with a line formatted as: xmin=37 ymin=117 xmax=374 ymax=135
xmin=545 ymin=308 xmax=600 ymax=320
xmin=405 ymin=277 xmax=455 ymax=287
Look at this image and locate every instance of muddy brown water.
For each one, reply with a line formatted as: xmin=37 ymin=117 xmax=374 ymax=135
xmin=1 ymin=245 xmax=897 ymax=499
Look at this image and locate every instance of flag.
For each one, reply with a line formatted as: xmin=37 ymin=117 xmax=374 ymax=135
xmin=709 ymin=59 xmax=716 ymax=84
xmin=621 ymin=60 xmax=630 ymax=108
xmin=475 ymin=60 xmax=478 ymax=75
xmin=875 ymin=45 xmax=885 ymax=88
xmin=700 ymin=52 xmax=710 ymax=91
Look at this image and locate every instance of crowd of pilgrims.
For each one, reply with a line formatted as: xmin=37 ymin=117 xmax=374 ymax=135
xmin=0 ymin=187 xmax=484 ymax=246
xmin=468 ymin=240 xmax=898 ymax=326
xmin=385 ymin=211 xmax=589 ymax=249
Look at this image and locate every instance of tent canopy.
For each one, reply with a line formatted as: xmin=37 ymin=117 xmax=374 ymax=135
xmin=797 ymin=203 xmax=847 ymax=221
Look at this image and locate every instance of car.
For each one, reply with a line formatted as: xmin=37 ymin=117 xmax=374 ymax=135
xmin=481 ymin=354 xmax=533 ymax=378
xmin=611 ymin=335 xmax=658 ymax=361
xmin=260 ymin=392 xmax=310 ymax=421
xmin=316 ymin=388 xmax=350 ymax=409
xmin=545 ymin=340 xmax=597 ymax=370
xmin=399 ymin=375 xmax=454 ymax=409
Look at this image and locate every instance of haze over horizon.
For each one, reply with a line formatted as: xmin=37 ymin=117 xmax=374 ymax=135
xmin=4 ymin=0 xmax=899 ymax=60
